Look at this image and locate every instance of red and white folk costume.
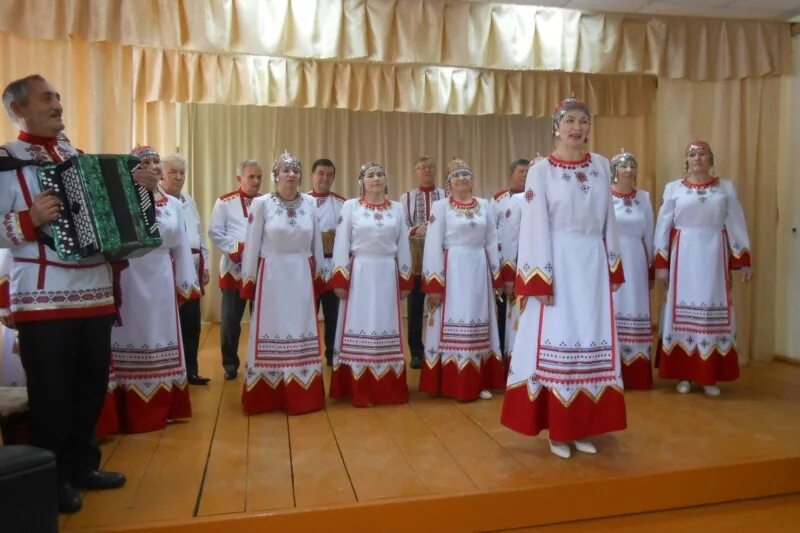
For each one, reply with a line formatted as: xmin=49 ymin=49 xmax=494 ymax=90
xmin=610 ymin=151 xmax=655 ymax=390
xmin=240 ymin=153 xmax=325 ymax=415
xmin=308 ymin=189 xmax=345 ymax=280
xmin=501 ymin=151 xmax=627 ymax=442
xmin=106 ymin=146 xmax=201 ymax=433
xmin=179 ymin=191 xmax=209 ymax=286
xmin=329 ymin=163 xmax=414 ymax=406
xmin=420 ymin=159 xmax=504 ymax=400
xmin=655 ymin=141 xmax=751 ymax=385
xmin=0 ymin=133 xmax=116 ymax=321
xmin=492 ymin=185 xmax=523 ymax=361
xmin=208 ymin=188 xmax=259 ymax=290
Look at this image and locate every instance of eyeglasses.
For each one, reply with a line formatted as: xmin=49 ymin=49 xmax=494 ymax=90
xmin=416 ymin=164 xmax=435 ymax=171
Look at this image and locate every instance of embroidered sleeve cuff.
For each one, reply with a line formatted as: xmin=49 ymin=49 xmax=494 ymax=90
xmin=409 ymin=226 xmax=418 ymax=237
xmin=328 ymin=268 xmax=350 ymax=290
xmin=178 ymin=286 xmax=203 ymax=304
xmin=491 ymin=271 xmax=503 ymax=290
xmin=515 ymin=271 xmax=553 ymax=296
xmin=654 ymin=250 xmax=670 ymax=270
xmin=501 ymin=262 xmax=517 ymax=283
xmin=729 ymin=250 xmax=751 ymax=269
xmin=240 ymin=279 xmax=256 ymax=300
xmin=399 ymin=273 xmax=414 ymax=292
xmin=422 ymin=274 xmax=445 ymax=294
xmin=229 ymin=242 xmax=244 ymax=263
xmin=610 ymin=261 xmax=625 ymax=285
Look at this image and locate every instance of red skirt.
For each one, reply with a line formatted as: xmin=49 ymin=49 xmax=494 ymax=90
xmin=242 ymin=374 xmax=325 ymax=416
xmin=621 ymin=357 xmax=653 ymax=390
xmin=419 ymin=353 xmax=505 ymax=401
xmin=658 ymin=344 xmax=739 ymax=385
xmin=501 ymin=384 xmax=627 ymax=442
xmin=330 ymin=364 xmax=409 ymax=407
xmin=113 ymin=385 xmax=192 ymax=434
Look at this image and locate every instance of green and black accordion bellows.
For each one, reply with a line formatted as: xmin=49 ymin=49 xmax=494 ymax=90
xmin=37 ymin=154 xmax=162 ymax=262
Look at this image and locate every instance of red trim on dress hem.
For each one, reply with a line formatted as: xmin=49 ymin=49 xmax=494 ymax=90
xmin=621 ymin=357 xmax=653 ymax=390
xmin=500 ymin=385 xmax=627 ymax=441
xmin=658 ymin=343 xmax=739 ymax=385
xmin=330 ymin=364 xmax=409 ymax=406
xmin=242 ymin=374 xmax=325 ymax=415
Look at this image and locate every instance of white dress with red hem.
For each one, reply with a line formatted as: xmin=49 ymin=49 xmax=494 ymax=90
xmin=105 ymin=192 xmax=201 ymax=434
xmin=501 ymin=152 xmax=627 ymax=442
xmin=654 ymin=178 xmax=751 ymax=385
xmin=612 ymin=188 xmax=655 ymax=390
xmin=239 ymin=193 xmax=325 ymax=416
xmin=328 ymin=198 xmax=413 ymax=406
xmin=420 ymin=197 xmax=504 ymax=400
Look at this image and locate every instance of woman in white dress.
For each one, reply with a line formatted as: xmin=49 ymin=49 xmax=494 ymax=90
xmin=106 ymin=145 xmax=200 ymax=434
xmin=420 ymin=158 xmax=503 ymax=401
xmin=240 ymin=152 xmax=325 ymax=415
xmin=500 ymin=97 xmax=627 ymax=459
xmin=328 ymin=162 xmax=413 ymax=406
xmin=610 ymin=150 xmax=655 ymax=390
xmin=654 ymin=140 xmax=752 ymax=396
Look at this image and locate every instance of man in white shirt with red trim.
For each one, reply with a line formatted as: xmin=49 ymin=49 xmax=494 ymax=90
xmin=0 ymin=74 xmax=157 ymax=513
xmin=208 ymin=160 xmax=262 ymax=380
xmin=161 ymin=153 xmax=211 ymax=385
xmin=308 ymin=158 xmax=345 ymax=366
xmin=399 ymin=156 xmax=445 ymax=369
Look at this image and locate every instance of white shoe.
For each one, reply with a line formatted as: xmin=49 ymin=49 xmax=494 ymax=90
xmin=676 ymin=380 xmax=691 ymax=394
xmin=479 ymin=390 xmax=493 ymax=400
xmin=549 ymin=440 xmax=571 ymax=459
xmin=703 ymin=385 xmax=721 ymax=397
xmin=574 ymin=439 xmax=597 ymax=454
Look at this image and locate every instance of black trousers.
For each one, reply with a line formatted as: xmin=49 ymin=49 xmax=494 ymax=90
xmin=17 ymin=314 xmax=114 ymax=483
xmin=220 ymin=288 xmax=248 ymax=372
xmin=496 ymin=294 xmax=507 ymax=356
xmin=179 ymin=298 xmax=202 ymax=376
xmin=406 ymin=277 xmax=425 ymax=360
xmin=317 ymin=290 xmax=339 ymax=362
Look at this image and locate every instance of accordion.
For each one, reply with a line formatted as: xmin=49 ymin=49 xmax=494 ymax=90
xmin=37 ymin=154 xmax=162 ymax=262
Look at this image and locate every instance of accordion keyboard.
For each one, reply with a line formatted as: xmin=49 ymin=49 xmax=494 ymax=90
xmin=40 ymin=165 xmax=99 ymax=256
xmin=137 ymin=184 xmax=158 ymax=235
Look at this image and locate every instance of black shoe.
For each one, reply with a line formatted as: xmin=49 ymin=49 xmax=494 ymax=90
xmin=73 ymin=470 xmax=126 ymax=490
xmin=410 ymin=357 xmax=423 ymax=370
xmin=224 ymin=369 xmax=237 ymax=380
xmin=188 ymin=374 xmax=211 ymax=385
xmin=58 ymin=482 xmax=83 ymax=513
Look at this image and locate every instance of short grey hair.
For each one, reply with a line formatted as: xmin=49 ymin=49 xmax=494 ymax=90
xmin=237 ymin=159 xmax=261 ymax=176
xmin=2 ymin=74 xmax=46 ymax=123
xmin=161 ymin=154 xmax=186 ymax=169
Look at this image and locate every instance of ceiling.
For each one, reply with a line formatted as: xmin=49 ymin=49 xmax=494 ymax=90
xmin=468 ymin=0 xmax=800 ymax=21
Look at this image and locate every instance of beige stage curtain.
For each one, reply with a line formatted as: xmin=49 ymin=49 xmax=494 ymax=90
xmin=655 ymin=76 xmax=783 ymax=364
xmin=774 ymin=35 xmax=800 ymax=362
xmin=0 ymin=0 xmax=791 ymax=80
xmin=179 ymin=103 xmax=651 ymax=322
xmin=0 ymin=32 xmax=133 ymax=153
xmin=132 ymin=47 xmax=655 ymax=116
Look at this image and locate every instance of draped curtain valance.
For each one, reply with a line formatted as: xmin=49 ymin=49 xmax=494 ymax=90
xmin=132 ymin=47 xmax=655 ymax=116
xmin=0 ymin=0 xmax=791 ymax=81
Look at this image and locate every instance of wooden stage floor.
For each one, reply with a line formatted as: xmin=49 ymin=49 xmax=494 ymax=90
xmin=60 ymin=324 xmax=800 ymax=532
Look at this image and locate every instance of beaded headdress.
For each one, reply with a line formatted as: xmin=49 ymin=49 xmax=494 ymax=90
xmin=445 ymin=157 xmax=473 ymax=181
xmin=552 ymin=97 xmax=591 ymax=135
xmin=684 ymin=139 xmax=714 ymax=170
xmin=358 ymin=162 xmax=385 ymax=181
xmin=271 ymin=151 xmax=302 ymax=182
xmin=610 ymin=149 xmax=638 ymax=179
xmin=131 ymin=145 xmax=159 ymax=160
